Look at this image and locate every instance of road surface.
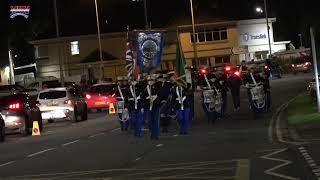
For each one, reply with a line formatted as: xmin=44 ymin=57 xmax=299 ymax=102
xmin=0 ymin=74 xmax=318 ymax=180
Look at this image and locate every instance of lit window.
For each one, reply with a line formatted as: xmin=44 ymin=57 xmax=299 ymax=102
xmin=70 ymin=41 xmax=80 ymax=55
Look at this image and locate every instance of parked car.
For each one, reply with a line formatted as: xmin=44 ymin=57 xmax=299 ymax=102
xmin=0 ymin=93 xmax=43 ymax=136
xmin=240 ymin=59 xmax=282 ymax=79
xmin=292 ymin=61 xmax=312 ymax=74
xmin=84 ymin=83 xmax=116 ymax=111
xmin=37 ymin=87 xmax=87 ymax=123
xmin=0 ymin=85 xmax=37 ymax=97
xmin=0 ymin=115 xmax=5 ymax=142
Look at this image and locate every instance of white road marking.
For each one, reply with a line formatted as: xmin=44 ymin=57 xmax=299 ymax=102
xmin=110 ymin=128 xmax=120 ymax=133
xmin=135 ymin=157 xmax=142 ymax=161
xmin=269 ymin=103 xmax=285 ymax=142
xmin=173 ymin=134 xmax=179 ymax=137
xmin=0 ymin=161 xmax=15 ymax=167
xmin=298 ymin=146 xmax=320 ymax=178
xmin=156 ymin=144 xmax=163 ymax=147
xmin=269 ymin=95 xmax=304 ymax=145
xmin=27 ymin=148 xmax=56 ymax=158
xmin=62 ymin=140 xmax=80 ymax=146
xmin=89 ymin=132 xmax=105 ymax=138
xmin=261 ymin=148 xmax=299 ymax=180
xmin=11 ymin=165 xmax=238 ymax=179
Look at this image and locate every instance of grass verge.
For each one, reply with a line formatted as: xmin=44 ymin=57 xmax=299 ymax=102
xmin=287 ymin=94 xmax=320 ymax=126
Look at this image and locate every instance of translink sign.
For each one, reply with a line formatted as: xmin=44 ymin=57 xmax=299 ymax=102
xmin=243 ymin=33 xmax=267 ymax=42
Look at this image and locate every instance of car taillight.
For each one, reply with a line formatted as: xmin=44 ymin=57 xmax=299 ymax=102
xmin=234 ymin=71 xmax=240 ymax=76
xmin=200 ymin=69 xmax=207 ymax=74
xmin=64 ymin=99 xmax=73 ymax=105
xmin=225 ymin=66 xmax=231 ymax=71
xmin=264 ymin=65 xmax=268 ymax=69
xmin=9 ymin=102 xmax=22 ymax=110
xmin=86 ymin=94 xmax=91 ymax=99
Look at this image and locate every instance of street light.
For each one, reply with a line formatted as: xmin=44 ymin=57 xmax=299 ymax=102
xmin=131 ymin=0 xmax=148 ymax=29
xmin=256 ymin=7 xmax=263 ymax=13
xmin=255 ymin=0 xmax=272 ymax=58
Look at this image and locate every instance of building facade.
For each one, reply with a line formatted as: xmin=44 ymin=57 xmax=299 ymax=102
xmin=30 ymin=18 xmax=289 ymax=82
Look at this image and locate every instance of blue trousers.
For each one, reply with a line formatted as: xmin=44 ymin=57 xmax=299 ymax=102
xmin=118 ymin=114 xmax=129 ymax=131
xmin=147 ymin=108 xmax=160 ymax=140
xmin=177 ymin=108 xmax=190 ymax=134
xmin=202 ymin=103 xmax=218 ymax=124
xmin=130 ymin=110 xmax=143 ymax=137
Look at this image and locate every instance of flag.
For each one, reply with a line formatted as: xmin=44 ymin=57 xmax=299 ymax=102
xmin=125 ymin=32 xmax=139 ymax=79
xmin=175 ymin=36 xmax=187 ymax=88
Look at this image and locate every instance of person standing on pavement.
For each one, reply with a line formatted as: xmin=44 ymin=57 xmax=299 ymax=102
xmin=128 ymin=78 xmax=144 ymax=137
xmin=143 ymin=74 xmax=161 ymax=140
xmin=172 ymin=82 xmax=190 ymax=135
xmin=115 ymin=76 xmax=130 ymax=131
xmin=227 ymin=72 xmax=242 ymax=111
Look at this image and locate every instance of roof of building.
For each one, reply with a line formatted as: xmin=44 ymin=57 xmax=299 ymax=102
xmin=80 ymin=49 xmax=118 ymax=64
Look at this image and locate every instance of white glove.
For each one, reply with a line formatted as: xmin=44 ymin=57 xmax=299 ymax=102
xmin=141 ymin=108 xmax=144 ymax=113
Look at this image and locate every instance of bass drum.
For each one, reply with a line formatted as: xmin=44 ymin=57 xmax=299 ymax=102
xmin=116 ymin=101 xmax=129 ymax=122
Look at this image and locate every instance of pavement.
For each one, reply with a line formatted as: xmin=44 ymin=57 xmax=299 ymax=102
xmin=0 ymin=73 xmax=319 ymax=180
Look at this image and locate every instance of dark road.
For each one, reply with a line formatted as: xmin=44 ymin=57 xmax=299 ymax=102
xmin=1 ymin=74 xmax=319 ymax=180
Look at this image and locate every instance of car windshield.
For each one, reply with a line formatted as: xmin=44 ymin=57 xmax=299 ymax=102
xmin=90 ymin=85 xmax=114 ymax=93
xmin=39 ymin=91 xmax=66 ymax=100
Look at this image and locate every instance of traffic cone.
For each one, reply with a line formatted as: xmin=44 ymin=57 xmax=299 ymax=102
xmin=32 ymin=121 xmax=41 ymax=136
xmin=109 ymin=103 xmax=116 ymax=114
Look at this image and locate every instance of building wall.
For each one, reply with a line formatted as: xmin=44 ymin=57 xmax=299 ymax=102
xmin=32 ymin=18 xmax=287 ymax=80
xmin=34 ymin=33 xmax=127 ymax=81
xmin=0 ymin=67 xmax=10 ymax=85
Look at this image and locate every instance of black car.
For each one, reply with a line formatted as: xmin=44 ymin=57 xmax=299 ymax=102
xmin=0 ymin=87 xmax=43 ymax=136
xmin=241 ymin=59 xmax=282 ymax=79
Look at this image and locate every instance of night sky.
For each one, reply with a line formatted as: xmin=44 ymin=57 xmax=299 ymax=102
xmin=2 ymin=0 xmax=320 ymax=67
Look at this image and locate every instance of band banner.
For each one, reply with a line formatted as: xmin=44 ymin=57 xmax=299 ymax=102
xmin=136 ymin=31 xmax=164 ymax=72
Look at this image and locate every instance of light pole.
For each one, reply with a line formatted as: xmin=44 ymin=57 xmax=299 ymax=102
xmin=263 ymin=0 xmax=272 ymax=57
xmin=94 ymin=0 xmax=104 ymax=80
xmin=310 ymin=27 xmax=320 ymax=112
xmin=256 ymin=1 xmax=272 ymax=58
xmin=53 ymin=0 xmax=64 ymax=86
xmin=298 ymin=33 xmax=303 ymax=48
xmin=189 ymin=0 xmax=198 ymax=68
xmin=132 ymin=0 xmax=148 ymax=29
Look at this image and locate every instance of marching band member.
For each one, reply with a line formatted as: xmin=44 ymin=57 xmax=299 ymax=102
xmin=158 ymin=74 xmax=174 ymax=133
xmin=128 ymin=77 xmax=144 ymax=137
xmin=115 ymin=76 xmax=130 ymax=131
xmin=201 ymin=73 xmax=221 ymax=124
xmin=143 ymin=74 xmax=161 ymax=140
xmin=172 ymin=81 xmax=190 ymax=135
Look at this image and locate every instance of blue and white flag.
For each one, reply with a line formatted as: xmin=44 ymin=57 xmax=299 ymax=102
xmin=136 ymin=31 xmax=164 ymax=72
